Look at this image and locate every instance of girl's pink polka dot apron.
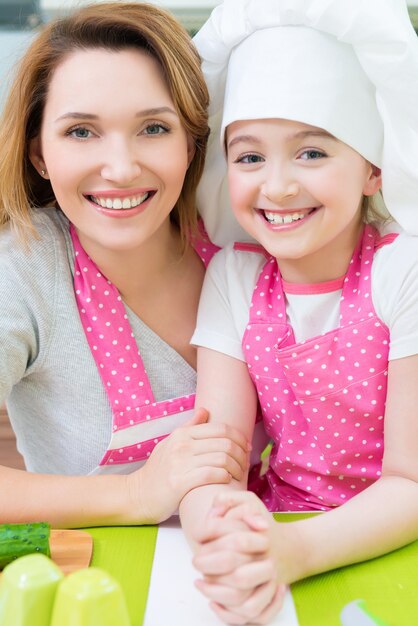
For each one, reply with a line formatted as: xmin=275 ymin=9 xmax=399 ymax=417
xmin=239 ymin=225 xmax=397 ymax=511
xmin=71 ymin=223 xmax=218 ymax=475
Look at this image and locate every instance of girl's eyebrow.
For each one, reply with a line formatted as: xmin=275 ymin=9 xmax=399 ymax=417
xmin=293 ymin=129 xmax=335 ymax=141
xmin=227 ymin=128 xmax=336 ymax=150
xmin=227 ymin=134 xmax=261 ymax=150
xmin=54 ymin=106 xmax=178 ymax=123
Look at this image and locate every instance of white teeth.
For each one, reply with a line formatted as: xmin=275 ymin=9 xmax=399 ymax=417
xmin=90 ymin=193 xmax=150 ymax=210
xmin=264 ymin=210 xmax=307 ymax=225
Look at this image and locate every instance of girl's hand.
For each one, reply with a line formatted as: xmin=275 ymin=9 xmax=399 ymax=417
xmin=193 ymin=491 xmax=286 ymax=625
xmin=127 ymin=409 xmax=250 ymax=523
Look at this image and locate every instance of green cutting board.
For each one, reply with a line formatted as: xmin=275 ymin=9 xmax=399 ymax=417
xmin=275 ymin=513 xmax=418 ymax=626
xmin=85 ymin=525 xmax=157 ymax=626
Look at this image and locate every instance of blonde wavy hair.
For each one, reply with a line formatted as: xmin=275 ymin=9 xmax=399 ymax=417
xmin=0 ymin=2 xmax=209 ymax=242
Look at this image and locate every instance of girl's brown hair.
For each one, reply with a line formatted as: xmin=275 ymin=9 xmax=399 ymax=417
xmin=0 ymin=2 xmax=209 ymax=242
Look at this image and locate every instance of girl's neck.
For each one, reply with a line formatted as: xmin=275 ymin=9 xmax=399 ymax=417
xmin=277 ymin=220 xmax=364 ymax=285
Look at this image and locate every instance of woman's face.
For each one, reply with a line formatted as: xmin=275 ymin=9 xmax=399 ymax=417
xmin=30 ymin=47 xmax=194 ymax=257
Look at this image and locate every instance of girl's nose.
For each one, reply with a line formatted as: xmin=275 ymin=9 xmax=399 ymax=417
xmin=261 ymin=166 xmax=299 ymax=203
xmin=100 ymin=140 xmax=142 ymax=184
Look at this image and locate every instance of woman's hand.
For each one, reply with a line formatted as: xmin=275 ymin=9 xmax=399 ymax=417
xmin=127 ymin=408 xmax=251 ymax=523
xmin=193 ymin=491 xmax=286 ymax=625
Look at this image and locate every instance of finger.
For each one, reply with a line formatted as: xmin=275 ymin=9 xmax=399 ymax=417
xmin=248 ymin=584 xmax=287 ymax=625
xmin=183 ymin=406 xmax=210 ymax=426
xmin=209 ymin=494 xmax=269 ymax=528
xmin=195 ymin=578 xmax=253 ymax=608
xmin=228 ymin=580 xmax=278 ymax=621
xmin=195 ymin=517 xmax=251 ymax=545
xmin=195 ymin=528 xmax=269 ymax=556
xmin=190 ymin=422 xmax=251 ymax=452
xmin=190 ymin=450 xmax=246 ymax=481
xmin=203 ymin=558 xmax=277 ymax=591
xmin=181 ymin=466 xmax=232 ymax=495
xmin=192 ymin=548 xmax=253 ymax=576
xmin=209 ymin=582 xmax=283 ymax=625
xmin=193 ymin=438 xmax=250 ymax=473
xmin=221 ymin=507 xmax=270 ymax=533
xmin=209 ymin=600 xmax=253 ymax=625
xmin=212 ymin=490 xmax=261 ymax=512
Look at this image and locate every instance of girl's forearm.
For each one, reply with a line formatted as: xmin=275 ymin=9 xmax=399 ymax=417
xmin=0 ymin=464 xmax=142 ymax=527
xmin=180 ymin=480 xmax=245 ymax=550
xmin=277 ymin=475 xmax=418 ymax=583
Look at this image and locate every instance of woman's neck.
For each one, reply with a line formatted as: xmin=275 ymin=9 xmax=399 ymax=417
xmin=76 ymin=219 xmax=184 ymax=298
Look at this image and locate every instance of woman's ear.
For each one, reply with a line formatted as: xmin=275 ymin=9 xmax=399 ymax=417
xmin=363 ymin=164 xmax=381 ymax=196
xmin=29 ymin=136 xmax=49 ymax=179
xmin=186 ymin=135 xmax=196 ymax=167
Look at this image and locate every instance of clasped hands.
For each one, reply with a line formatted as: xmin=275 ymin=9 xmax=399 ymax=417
xmin=192 ymin=491 xmax=287 ymax=625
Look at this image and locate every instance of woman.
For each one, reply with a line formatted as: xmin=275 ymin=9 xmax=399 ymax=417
xmin=0 ymin=2 xmax=249 ymax=527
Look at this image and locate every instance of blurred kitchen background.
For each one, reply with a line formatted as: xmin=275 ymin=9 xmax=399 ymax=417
xmin=1 ymin=1 xmax=418 ymax=112
xmin=0 ymin=0 xmax=223 ymax=112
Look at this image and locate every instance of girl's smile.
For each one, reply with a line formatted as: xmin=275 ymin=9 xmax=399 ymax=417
xmin=258 ymin=206 xmax=320 ymax=228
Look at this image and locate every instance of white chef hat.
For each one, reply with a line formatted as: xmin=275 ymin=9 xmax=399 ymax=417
xmin=194 ymin=0 xmax=418 ymax=246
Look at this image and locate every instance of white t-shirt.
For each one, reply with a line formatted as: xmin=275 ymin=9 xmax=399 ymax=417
xmin=193 ymin=227 xmax=418 ymax=363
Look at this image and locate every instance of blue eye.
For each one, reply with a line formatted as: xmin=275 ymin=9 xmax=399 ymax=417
xmin=300 ymin=149 xmax=326 ymax=160
xmin=236 ymin=154 xmax=264 ymax=164
xmin=66 ymin=126 xmax=93 ymax=139
xmin=144 ymin=123 xmax=169 ymax=135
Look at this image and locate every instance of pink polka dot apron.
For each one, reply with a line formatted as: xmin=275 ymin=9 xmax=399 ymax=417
xmin=71 ymin=223 xmax=219 ymax=475
xmin=240 ymin=225 xmax=397 ymax=511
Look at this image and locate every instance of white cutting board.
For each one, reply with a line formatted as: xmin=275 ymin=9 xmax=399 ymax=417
xmin=143 ymin=518 xmax=299 ymax=626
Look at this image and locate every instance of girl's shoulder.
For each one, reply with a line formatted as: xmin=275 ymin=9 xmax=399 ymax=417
xmin=207 ymin=241 xmax=267 ymax=289
xmin=374 ymin=223 xmax=418 ymax=267
xmin=372 ymin=226 xmax=418 ymax=359
xmin=211 ymin=241 xmax=267 ymax=268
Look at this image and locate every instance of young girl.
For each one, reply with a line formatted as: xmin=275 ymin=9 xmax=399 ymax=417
xmin=180 ymin=0 xmax=418 ymax=623
xmin=0 ymin=2 xmax=251 ymax=527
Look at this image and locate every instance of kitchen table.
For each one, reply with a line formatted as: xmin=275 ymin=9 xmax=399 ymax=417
xmin=82 ymin=514 xmax=418 ymax=626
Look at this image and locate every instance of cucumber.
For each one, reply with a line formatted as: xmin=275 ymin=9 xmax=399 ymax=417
xmin=0 ymin=522 xmax=51 ymax=569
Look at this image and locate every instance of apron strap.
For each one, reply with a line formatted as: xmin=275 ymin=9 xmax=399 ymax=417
xmin=192 ymin=219 xmax=221 ymax=267
xmin=71 ymin=225 xmax=156 ymax=411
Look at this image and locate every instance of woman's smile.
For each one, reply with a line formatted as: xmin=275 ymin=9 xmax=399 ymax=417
xmin=85 ymin=190 xmax=156 ymax=216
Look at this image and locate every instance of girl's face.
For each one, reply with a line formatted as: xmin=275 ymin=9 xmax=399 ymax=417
xmin=30 ymin=48 xmax=194 ymax=257
xmin=226 ymin=118 xmax=381 ymax=282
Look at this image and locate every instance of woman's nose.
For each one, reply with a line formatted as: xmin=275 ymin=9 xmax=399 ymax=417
xmin=100 ymin=139 xmax=142 ymax=184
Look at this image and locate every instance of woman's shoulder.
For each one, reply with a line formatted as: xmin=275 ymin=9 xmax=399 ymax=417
xmin=0 ymin=208 xmax=70 ymax=264
xmin=0 ymin=208 xmax=72 ymax=294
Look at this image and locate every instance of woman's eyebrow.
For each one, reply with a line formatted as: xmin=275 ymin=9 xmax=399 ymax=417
xmin=55 ymin=112 xmax=98 ymax=123
xmin=55 ymin=106 xmax=178 ymax=123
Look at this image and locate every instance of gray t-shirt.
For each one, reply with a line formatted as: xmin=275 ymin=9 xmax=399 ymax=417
xmin=0 ymin=208 xmax=196 ymax=475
